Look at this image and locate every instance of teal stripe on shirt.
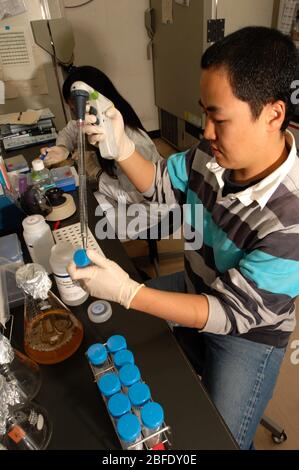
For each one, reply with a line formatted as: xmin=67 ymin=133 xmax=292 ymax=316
xmin=240 ymin=251 xmax=299 ymax=298
xmin=187 ymin=189 xmax=244 ymax=272
xmin=167 ymin=151 xmax=188 ymax=193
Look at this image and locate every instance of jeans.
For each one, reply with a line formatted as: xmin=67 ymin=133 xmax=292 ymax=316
xmin=146 ymin=272 xmax=285 ymax=450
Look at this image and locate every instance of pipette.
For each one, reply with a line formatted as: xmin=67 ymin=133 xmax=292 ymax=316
xmin=70 ymin=81 xmax=117 ymax=267
xmin=70 ymin=84 xmax=90 ymax=267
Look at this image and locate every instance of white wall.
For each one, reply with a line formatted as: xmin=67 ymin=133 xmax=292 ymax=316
xmin=0 ymin=0 xmax=66 ymax=130
xmin=63 ymin=0 xmax=159 ymax=131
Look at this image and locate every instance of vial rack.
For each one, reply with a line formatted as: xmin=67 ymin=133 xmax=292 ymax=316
xmin=86 ymin=345 xmax=172 ymax=450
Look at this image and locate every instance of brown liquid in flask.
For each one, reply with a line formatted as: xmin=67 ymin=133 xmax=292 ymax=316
xmin=16 ymin=264 xmax=84 ymax=365
xmin=24 ymin=291 xmax=84 ymax=364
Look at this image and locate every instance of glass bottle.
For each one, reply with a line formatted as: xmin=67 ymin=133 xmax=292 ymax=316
xmin=0 ymin=333 xmax=41 ymax=403
xmin=16 ymin=263 xmax=84 ymax=365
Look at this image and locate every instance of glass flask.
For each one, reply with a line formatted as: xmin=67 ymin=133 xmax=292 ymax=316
xmin=0 ymin=333 xmax=41 ymax=404
xmin=0 ymin=375 xmax=52 ymax=450
xmin=16 ymin=263 xmax=84 ymax=365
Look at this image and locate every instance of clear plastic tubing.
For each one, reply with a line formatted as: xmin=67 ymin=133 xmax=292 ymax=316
xmin=113 ymin=349 xmax=134 ymax=370
xmin=128 ymin=382 xmax=151 ymax=419
xmin=107 ymin=392 xmax=131 ymax=424
xmin=97 ymin=372 xmax=121 ymax=403
xmin=117 ymin=413 xmax=143 ymax=450
xmin=106 ymin=335 xmax=127 ymax=356
xmin=141 ymin=402 xmax=164 ymax=448
xmin=119 ymin=364 xmax=141 ymax=393
xmin=87 ymin=343 xmax=109 ymax=372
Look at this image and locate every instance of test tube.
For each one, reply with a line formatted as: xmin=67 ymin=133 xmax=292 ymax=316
xmin=107 ymin=392 xmax=131 ymax=425
xmin=117 ymin=413 xmax=143 ymax=450
xmin=119 ymin=364 xmax=141 ymax=394
xmin=141 ymin=402 xmax=164 ymax=449
xmin=128 ymin=382 xmax=151 ymax=419
xmin=106 ymin=335 xmax=127 ymax=356
xmin=97 ymin=372 xmax=121 ymax=403
xmin=113 ymin=349 xmax=134 ymax=370
xmin=87 ymin=343 xmax=109 ymax=374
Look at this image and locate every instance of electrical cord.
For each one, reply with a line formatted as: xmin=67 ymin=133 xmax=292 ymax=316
xmin=64 ymin=0 xmax=94 ymax=8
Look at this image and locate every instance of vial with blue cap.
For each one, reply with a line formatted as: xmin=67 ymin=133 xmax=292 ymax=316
xmin=97 ymin=372 xmax=121 ymax=403
xmin=106 ymin=335 xmax=127 ymax=356
xmin=113 ymin=349 xmax=134 ymax=370
xmin=86 ymin=343 xmax=109 ymax=373
xmin=116 ymin=413 xmax=143 ymax=450
xmin=73 ymin=248 xmax=91 ymax=268
xmin=107 ymin=392 xmax=131 ymax=425
xmin=119 ymin=364 xmax=141 ymax=393
xmin=128 ymin=382 xmax=151 ymax=419
xmin=141 ymin=402 xmax=164 ymax=448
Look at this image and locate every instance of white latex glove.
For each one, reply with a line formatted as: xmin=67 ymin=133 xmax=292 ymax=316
xmin=41 ymin=145 xmax=69 ymax=166
xmin=67 ymin=249 xmax=144 ymax=309
xmin=84 ymin=107 xmax=135 ymax=161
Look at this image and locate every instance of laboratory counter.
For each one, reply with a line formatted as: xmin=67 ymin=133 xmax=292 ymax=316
xmin=5 ymin=145 xmax=238 ymax=450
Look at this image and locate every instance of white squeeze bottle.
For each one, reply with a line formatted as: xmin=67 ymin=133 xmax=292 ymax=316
xmin=49 ymin=242 xmax=89 ymax=306
xmin=22 ymin=215 xmax=55 ymax=273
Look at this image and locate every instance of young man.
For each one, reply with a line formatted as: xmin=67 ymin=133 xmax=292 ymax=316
xmin=68 ymin=27 xmax=299 ymax=449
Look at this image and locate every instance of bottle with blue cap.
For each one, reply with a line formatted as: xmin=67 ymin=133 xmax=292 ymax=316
xmin=106 ymin=335 xmax=127 ymax=356
xmin=141 ymin=402 xmax=164 ymax=448
xmin=87 ymin=343 xmax=109 ymax=373
xmin=128 ymin=382 xmax=151 ymax=419
xmin=116 ymin=413 xmax=143 ymax=450
xmin=113 ymin=349 xmax=134 ymax=370
xmin=119 ymin=364 xmax=141 ymax=393
xmin=97 ymin=372 xmax=121 ymax=402
xmin=107 ymin=392 xmax=131 ymax=425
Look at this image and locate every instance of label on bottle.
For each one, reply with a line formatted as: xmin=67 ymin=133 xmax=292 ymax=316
xmin=8 ymin=425 xmax=26 ymax=443
xmin=53 ymin=273 xmax=87 ymax=301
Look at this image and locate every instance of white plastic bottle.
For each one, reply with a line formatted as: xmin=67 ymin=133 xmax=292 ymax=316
xmin=22 ymin=215 xmax=55 ymax=273
xmin=49 ymin=242 xmax=89 ymax=306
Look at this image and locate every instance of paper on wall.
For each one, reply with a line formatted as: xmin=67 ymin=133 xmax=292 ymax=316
xmin=0 ymin=0 xmax=26 ymax=20
xmin=0 ymin=26 xmax=36 ymax=81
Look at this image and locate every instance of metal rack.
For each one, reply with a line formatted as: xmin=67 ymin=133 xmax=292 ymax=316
xmin=86 ymin=347 xmax=172 ymax=450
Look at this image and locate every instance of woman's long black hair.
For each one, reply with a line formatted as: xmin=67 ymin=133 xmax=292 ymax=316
xmin=62 ymin=65 xmax=146 ymax=177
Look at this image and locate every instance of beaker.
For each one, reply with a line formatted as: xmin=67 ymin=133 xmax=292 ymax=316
xmin=0 ymin=374 xmax=52 ymax=450
xmin=0 ymin=334 xmax=42 ymax=404
xmin=16 ymin=263 xmax=84 ymax=364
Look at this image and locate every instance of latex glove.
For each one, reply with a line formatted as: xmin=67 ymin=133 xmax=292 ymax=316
xmin=41 ymin=145 xmax=69 ymax=166
xmin=67 ymin=249 xmax=144 ymax=309
xmin=84 ymin=107 xmax=135 ymax=161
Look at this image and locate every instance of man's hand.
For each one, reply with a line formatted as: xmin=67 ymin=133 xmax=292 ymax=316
xmin=83 ymin=107 xmax=135 ymax=161
xmin=67 ymin=249 xmax=144 ymax=309
xmin=41 ymin=145 xmax=69 ymax=166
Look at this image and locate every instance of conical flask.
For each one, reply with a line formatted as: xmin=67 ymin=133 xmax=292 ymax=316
xmin=0 ymin=334 xmax=41 ymax=404
xmin=16 ymin=263 xmax=84 ymax=364
xmin=0 ymin=375 xmax=52 ymax=450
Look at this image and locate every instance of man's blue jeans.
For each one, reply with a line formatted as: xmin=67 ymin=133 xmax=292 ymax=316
xmin=146 ymin=272 xmax=285 ymax=450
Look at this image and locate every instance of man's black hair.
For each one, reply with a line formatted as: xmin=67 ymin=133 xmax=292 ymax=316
xmin=201 ymin=27 xmax=298 ymax=131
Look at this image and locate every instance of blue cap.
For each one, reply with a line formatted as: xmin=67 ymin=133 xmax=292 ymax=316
xmin=114 ymin=349 xmax=134 ymax=370
xmin=117 ymin=413 xmax=141 ymax=443
xmin=87 ymin=343 xmax=107 ymax=366
xmin=128 ymin=382 xmax=151 ymax=407
xmin=73 ymin=248 xmax=91 ymax=267
xmin=108 ymin=392 xmax=131 ymax=419
xmin=119 ymin=364 xmax=140 ymax=387
xmin=97 ymin=372 xmax=121 ymax=398
xmin=141 ymin=402 xmax=164 ymax=430
xmin=106 ymin=335 xmax=127 ymax=354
